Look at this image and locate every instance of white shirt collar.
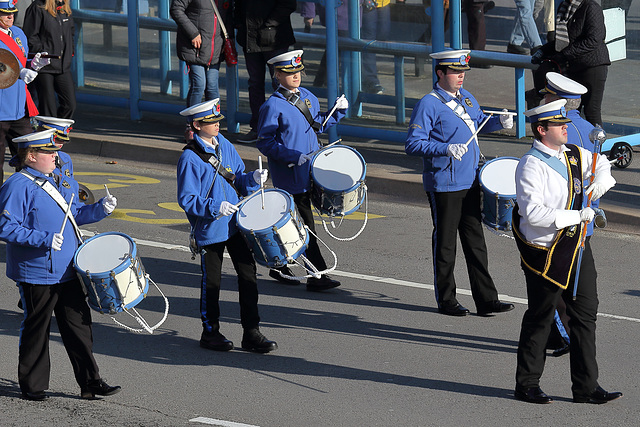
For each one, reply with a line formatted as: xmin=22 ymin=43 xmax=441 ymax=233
xmin=436 ymin=83 xmax=459 ymax=99
xmin=278 ymin=85 xmax=299 ymax=94
xmin=0 ymin=27 xmax=11 ymax=37
xmin=532 ymin=139 xmax=570 ymax=158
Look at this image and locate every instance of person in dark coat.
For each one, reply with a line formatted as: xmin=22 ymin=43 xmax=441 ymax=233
xmin=171 ymin=0 xmax=233 ymax=110
xmin=530 ymin=0 xmax=610 ymax=126
xmin=234 ymin=0 xmax=296 ymax=143
xmin=23 ymin=0 xmax=76 ymax=119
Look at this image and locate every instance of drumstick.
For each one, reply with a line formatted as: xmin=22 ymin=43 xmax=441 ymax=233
xmin=482 ymin=110 xmax=518 ymax=116
xmin=462 ymin=114 xmax=494 ymax=149
xmin=321 ymin=94 xmax=345 ymax=127
xmin=214 ymin=189 xmax=262 ymax=220
xmin=287 ymin=138 xmax=343 ymax=168
xmin=258 ymin=156 xmax=264 ymax=210
xmin=27 ymin=53 xmax=62 ymax=59
xmin=59 ymin=193 xmax=75 ymax=235
xmin=104 ymin=184 xmax=111 ymax=198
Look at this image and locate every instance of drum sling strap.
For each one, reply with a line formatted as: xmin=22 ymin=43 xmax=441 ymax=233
xmin=277 ymin=87 xmax=322 ymax=132
xmin=429 ymin=89 xmax=479 ymax=146
xmin=19 ymin=170 xmax=83 ymax=242
xmin=183 ymin=140 xmax=242 ymax=198
xmin=511 ymin=144 xmax=584 ymax=289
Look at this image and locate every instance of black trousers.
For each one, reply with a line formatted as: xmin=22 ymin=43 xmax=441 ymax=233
xmin=18 ymin=278 xmax=100 ymax=394
xmin=33 ymin=71 xmax=77 ymax=119
xmin=200 ymin=231 xmax=260 ymax=334
xmin=293 ymin=192 xmax=328 ymax=272
xmin=516 ymin=239 xmax=599 ymax=397
xmin=465 ymin=0 xmax=487 ymax=50
xmin=0 ymin=116 xmax=33 ymax=182
xmin=567 ymin=64 xmax=608 ymax=127
xmin=427 ymin=187 xmax=498 ymax=309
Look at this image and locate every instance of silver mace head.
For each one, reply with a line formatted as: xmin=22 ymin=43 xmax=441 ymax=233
xmin=589 ymin=125 xmax=607 ymax=146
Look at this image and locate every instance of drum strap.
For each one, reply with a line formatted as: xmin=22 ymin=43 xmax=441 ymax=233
xmin=183 ymin=141 xmax=242 ymax=199
xmin=429 ymin=90 xmax=477 ymax=143
xmin=525 ymin=147 xmax=569 ymax=181
xmin=277 ymin=87 xmax=322 ymax=132
xmin=19 ymin=171 xmax=83 ymax=242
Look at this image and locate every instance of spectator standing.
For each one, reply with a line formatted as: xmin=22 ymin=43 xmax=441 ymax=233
xmin=234 ymin=0 xmax=296 ymax=143
xmin=507 ymin=0 xmax=543 ymax=54
xmin=170 ymin=0 xmax=232 ymax=110
xmin=360 ymin=0 xmax=391 ymax=94
xmin=23 ymin=0 xmax=76 ymax=119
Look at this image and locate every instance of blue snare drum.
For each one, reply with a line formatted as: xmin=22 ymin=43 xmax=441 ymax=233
xmin=479 ymin=157 xmax=519 ymax=232
xmin=74 ymin=232 xmax=149 ymax=314
xmin=310 ymin=145 xmax=366 ymax=217
xmin=237 ymin=189 xmax=309 ymax=268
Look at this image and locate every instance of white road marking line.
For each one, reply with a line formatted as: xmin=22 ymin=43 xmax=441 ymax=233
xmin=189 ymin=417 xmax=260 ymax=427
xmin=125 ymin=234 xmax=640 ymax=323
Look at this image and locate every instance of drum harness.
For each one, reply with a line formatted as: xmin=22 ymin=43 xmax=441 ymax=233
xmin=429 ymin=90 xmax=487 ymax=162
xmin=183 ymin=140 xmax=243 ymax=259
xmin=21 ymin=171 xmax=169 ymax=334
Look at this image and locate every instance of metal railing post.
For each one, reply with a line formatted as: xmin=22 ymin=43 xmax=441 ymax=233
xmin=127 ymin=0 xmax=142 ymax=120
xmin=326 ymin=0 xmax=339 ymax=142
xmin=515 ymin=67 xmax=526 ymax=138
xmin=226 ymin=61 xmax=240 ymax=133
xmin=159 ymin=0 xmax=172 ymax=95
xmin=70 ymin=0 xmax=84 ymax=87
xmin=450 ymin=0 xmax=462 ymax=49
xmin=348 ymin=0 xmax=362 ymax=117
xmin=394 ymin=55 xmax=405 ymax=125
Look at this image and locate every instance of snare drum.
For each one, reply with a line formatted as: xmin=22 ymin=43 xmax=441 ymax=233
xmin=479 ymin=157 xmax=519 ymax=232
xmin=310 ymin=145 xmax=366 ymax=216
xmin=237 ymin=188 xmax=309 ymax=268
xmin=74 ymin=232 xmax=149 ymax=314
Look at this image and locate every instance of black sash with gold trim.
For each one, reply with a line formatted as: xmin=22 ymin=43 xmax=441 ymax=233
xmin=277 ymin=88 xmax=321 ymax=132
xmin=512 ymin=144 xmax=585 ymax=289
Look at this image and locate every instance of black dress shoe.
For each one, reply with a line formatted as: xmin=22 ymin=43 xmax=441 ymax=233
xmin=81 ymin=379 xmax=121 ymax=399
xmin=306 ymin=274 xmax=341 ymax=291
xmin=477 ymin=301 xmax=515 ymax=316
xmin=483 ymin=0 xmax=495 ymax=13
xmin=438 ymin=303 xmax=469 ymax=317
xmin=269 ymin=267 xmax=302 ymax=286
xmin=241 ymin=328 xmax=277 ymax=353
xmin=200 ymin=331 xmax=234 ymax=351
xmin=573 ymin=386 xmax=623 ymax=404
xmin=514 ymin=386 xmax=553 ymax=404
xmin=507 ymin=43 xmax=528 ymax=55
xmin=22 ymin=391 xmax=48 ymax=401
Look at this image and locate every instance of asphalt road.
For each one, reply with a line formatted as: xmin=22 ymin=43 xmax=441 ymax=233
xmin=0 ymin=155 xmax=639 ymax=426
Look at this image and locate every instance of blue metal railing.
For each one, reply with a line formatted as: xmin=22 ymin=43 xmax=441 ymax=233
xmin=69 ymin=0 xmax=535 ymax=140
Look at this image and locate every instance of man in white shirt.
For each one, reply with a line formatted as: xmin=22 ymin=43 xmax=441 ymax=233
xmin=512 ymin=99 xmax=621 ymax=405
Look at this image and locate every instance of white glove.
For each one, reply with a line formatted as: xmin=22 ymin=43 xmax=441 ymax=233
xmin=499 ymin=109 xmax=513 ymax=129
xmin=580 ymin=207 xmax=595 ymax=223
xmin=446 ymin=143 xmax=468 ymax=161
xmin=52 ymin=232 xmax=64 ymax=251
xmin=30 ymin=52 xmax=50 ymax=71
xmin=253 ymin=168 xmax=268 ymax=185
xmin=585 ymin=174 xmax=615 ymax=201
xmin=19 ymin=68 xmax=38 ymax=84
xmin=102 ymin=195 xmax=117 ymax=214
xmin=334 ymin=95 xmax=349 ymax=110
xmin=219 ymin=201 xmax=238 ymax=217
xmin=297 ymin=153 xmax=312 ymax=166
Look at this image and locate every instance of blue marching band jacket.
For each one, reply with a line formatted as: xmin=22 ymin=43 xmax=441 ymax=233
xmin=0 ymin=167 xmax=108 ymax=285
xmin=256 ymin=87 xmax=345 ymax=195
xmin=405 ymin=84 xmax=503 ymax=193
xmin=177 ymin=133 xmax=260 ymax=247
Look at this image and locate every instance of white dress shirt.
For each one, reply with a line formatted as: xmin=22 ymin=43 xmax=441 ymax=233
xmin=515 ymin=139 xmax=614 ymax=247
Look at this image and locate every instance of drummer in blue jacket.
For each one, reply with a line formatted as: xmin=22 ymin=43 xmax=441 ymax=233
xmin=0 ymin=129 xmax=120 ymax=401
xmin=256 ymin=49 xmax=348 ymax=291
xmin=176 ymin=98 xmax=277 ymax=354
xmin=405 ymin=49 xmax=515 ymax=317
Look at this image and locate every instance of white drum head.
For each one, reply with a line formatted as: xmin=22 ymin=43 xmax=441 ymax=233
xmin=76 ymin=233 xmax=133 ymax=272
xmin=480 ymin=157 xmax=519 ymax=195
xmin=312 ymin=146 xmax=365 ymax=191
xmin=237 ymin=189 xmax=292 ymax=231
